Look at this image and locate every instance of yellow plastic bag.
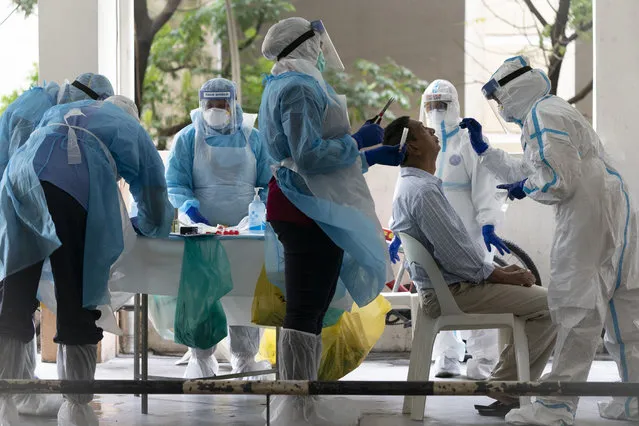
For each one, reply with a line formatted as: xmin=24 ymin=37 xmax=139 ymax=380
xmin=257 ymin=295 xmax=391 ymax=380
xmin=251 ymin=265 xmax=286 ymax=327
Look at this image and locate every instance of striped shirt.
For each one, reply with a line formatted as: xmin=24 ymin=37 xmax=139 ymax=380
xmin=390 ymin=167 xmax=494 ymax=290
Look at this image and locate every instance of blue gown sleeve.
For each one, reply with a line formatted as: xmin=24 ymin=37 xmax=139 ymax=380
xmin=109 ymin=119 xmax=173 ymax=238
xmin=165 ymin=126 xmax=199 ymax=212
xmin=280 ymin=84 xmax=360 ymax=175
xmin=249 ymin=128 xmax=274 ymax=201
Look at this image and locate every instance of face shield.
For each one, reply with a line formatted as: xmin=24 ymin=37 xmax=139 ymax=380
xmin=482 ymin=65 xmax=532 ymax=124
xmin=199 ymin=88 xmax=237 ymax=130
xmin=421 ymin=92 xmax=454 ymax=129
xmin=275 ymin=19 xmax=344 ymax=71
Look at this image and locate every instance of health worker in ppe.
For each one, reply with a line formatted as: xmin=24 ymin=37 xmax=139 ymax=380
xmin=165 ymin=77 xmax=273 ymax=379
xmin=0 ymin=97 xmax=173 ymax=426
xmin=393 ymin=79 xmax=505 ymax=380
xmin=0 ymin=73 xmax=114 ymax=178
xmin=463 ymin=55 xmax=639 ymax=425
xmin=259 ymin=17 xmax=403 ymax=425
xmin=0 ymin=72 xmax=113 ymax=420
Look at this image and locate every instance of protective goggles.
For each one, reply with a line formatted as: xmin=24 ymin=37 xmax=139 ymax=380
xmin=276 ymin=19 xmax=344 ymax=71
xmin=482 ymin=65 xmax=532 ymax=101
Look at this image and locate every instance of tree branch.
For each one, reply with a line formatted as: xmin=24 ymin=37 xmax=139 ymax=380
xmin=158 ymin=119 xmax=192 ymax=137
xmin=239 ymin=11 xmax=266 ymax=51
xmin=134 ymin=0 xmax=153 ymax=39
xmin=151 ymin=0 xmax=183 ymax=36
xmin=481 ymin=0 xmax=537 ymax=31
xmin=567 ymin=80 xmax=593 ymax=104
xmin=156 ymin=64 xmax=189 ymax=73
xmin=522 ymin=0 xmax=548 ymax=27
xmin=564 ymin=20 xmax=593 ymax=44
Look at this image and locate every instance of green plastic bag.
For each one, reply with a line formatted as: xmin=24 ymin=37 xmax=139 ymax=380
xmin=174 ymin=236 xmax=233 ymax=349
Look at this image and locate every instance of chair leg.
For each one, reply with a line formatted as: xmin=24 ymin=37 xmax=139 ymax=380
xmin=403 ymin=294 xmax=422 ymax=414
xmin=403 ymin=303 xmax=435 ymax=421
xmin=512 ymin=319 xmax=531 ymax=407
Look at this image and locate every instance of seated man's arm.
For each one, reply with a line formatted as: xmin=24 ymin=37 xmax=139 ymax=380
xmin=411 ymin=187 xmax=494 ymax=283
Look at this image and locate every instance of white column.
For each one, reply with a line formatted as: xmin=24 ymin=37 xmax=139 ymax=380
xmin=594 ymin=0 xmax=639 ymax=192
xmin=38 ymin=0 xmax=134 ymax=98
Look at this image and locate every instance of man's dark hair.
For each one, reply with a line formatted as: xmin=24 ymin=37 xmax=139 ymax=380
xmin=383 ymin=116 xmax=416 ymax=147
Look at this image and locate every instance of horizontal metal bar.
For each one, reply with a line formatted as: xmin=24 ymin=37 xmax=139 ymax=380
xmin=0 ymin=380 xmax=638 ymax=397
xmin=144 ymin=369 xmax=277 ymax=382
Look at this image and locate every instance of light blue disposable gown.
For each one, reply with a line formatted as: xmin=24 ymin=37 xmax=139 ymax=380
xmin=166 ymin=108 xmax=273 ymax=222
xmin=0 ymin=82 xmax=60 ymax=177
xmin=0 ymin=100 xmax=173 ymax=307
xmin=258 ymin=71 xmax=388 ymax=309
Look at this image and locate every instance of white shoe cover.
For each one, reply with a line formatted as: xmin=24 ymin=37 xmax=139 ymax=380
xmin=184 ymin=347 xmax=219 ymax=379
xmin=232 ymin=358 xmax=273 ymax=380
xmin=57 ymin=400 xmax=99 ymax=426
xmin=16 ymin=393 xmax=63 ymax=417
xmin=0 ymin=396 xmax=20 ymax=426
xmin=505 ymin=400 xmax=575 ymax=426
xmin=433 ymin=356 xmax=461 ymax=378
xmin=598 ymin=397 xmax=639 ymax=421
xmin=466 ymin=357 xmax=496 ymax=380
xmin=175 ymin=349 xmax=191 ymax=366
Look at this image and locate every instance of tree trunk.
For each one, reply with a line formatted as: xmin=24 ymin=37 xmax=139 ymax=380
xmin=547 ymin=57 xmax=562 ymax=95
xmin=135 ymin=37 xmax=153 ymax=111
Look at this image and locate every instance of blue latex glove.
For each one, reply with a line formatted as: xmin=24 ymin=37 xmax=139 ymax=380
xmin=186 ymin=206 xmax=211 ymax=225
xmin=459 ymin=118 xmax=489 ymax=155
xmin=130 ymin=217 xmax=143 ymax=236
xmin=352 ymin=123 xmax=384 ymax=149
xmin=364 ymin=144 xmax=406 ymax=167
xmin=481 ymin=225 xmax=510 ymax=256
xmin=389 ymin=235 xmax=402 ymax=264
xmin=497 ymin=179 xmax=528 ymax=200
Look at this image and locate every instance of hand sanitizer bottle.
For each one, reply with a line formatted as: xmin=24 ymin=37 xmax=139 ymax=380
xmin=248 ymin=187 xmax=266 ymax=232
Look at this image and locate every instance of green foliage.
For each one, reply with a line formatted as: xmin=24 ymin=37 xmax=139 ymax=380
xmin=568 ymin=0 xmax=593 ymax=40
xmin=0 ymin=63 xmax=38 ymax=116
xmin=327 ymin=59 xmax=428 ymax=125
xmin=11 ymin=0 xmax=36 ymax=16
xmin=209 ymin=0 xmax=295 ymax=48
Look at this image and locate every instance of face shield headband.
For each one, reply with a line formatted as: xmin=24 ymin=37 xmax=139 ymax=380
xmin=482 ymin=65 xmax=532 ymax=101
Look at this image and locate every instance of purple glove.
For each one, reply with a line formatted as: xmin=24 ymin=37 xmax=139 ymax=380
xmin=352 ymin=123 xmax=384 ymax=149
xmin=186 ymin=206 xmax=211 ymax=225
xmin=481 ymin=225 xmax=510 ymax=256
xmin=497 ymin=179 xmax=528 ymax=200
xmin=389 ymin=235 xmax=402 ymax=264
xmin=459 ymin=118 xmax=489 ymax=154
xmin=364 ymin=144 xmax=406 ymax=167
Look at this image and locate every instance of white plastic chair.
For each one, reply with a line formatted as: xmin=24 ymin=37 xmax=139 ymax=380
xmin=398 ymin=232 xmax=530 ymax=421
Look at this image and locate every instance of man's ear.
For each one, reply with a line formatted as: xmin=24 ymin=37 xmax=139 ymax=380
xmin=406 ymin=141 xmax=419 ymax=156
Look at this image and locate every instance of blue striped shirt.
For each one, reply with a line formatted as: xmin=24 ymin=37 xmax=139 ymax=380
xmin=390 ymin=167 xmax=494 ymax=290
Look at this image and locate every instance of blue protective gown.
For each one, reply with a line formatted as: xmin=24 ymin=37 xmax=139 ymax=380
xmin=0 ymin=100 xmax=173 ymax=307
xmin=259 ymin=72 xmax=388 ymax=309
xmin=0 ymin=82 xmax=59 ymax=177
xmin=166 ymin=109 xmax=273 ymax=222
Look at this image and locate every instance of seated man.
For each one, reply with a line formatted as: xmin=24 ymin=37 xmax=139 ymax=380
xmin=387 ymin=116 xmax=557 ymax=415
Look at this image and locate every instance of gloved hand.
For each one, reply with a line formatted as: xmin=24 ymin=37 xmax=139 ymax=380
xmin=459 ymin=118 xmax=489 ymax=155
xmin=364 ymin=144 xmax=406 ymax=167
xmin=186 ymin=206 xmax=211 ymax=225
xmin=352 ymin=123 xmax=384 ymax=149
xmin=497 ymin=179 xmax=528 ymax=200
xmin=481 ymin=225 xmax=510 ymax=256
xmin=130 ymin=217 xmax=143 ymax=236
xmin=389 ymin=235 xmax=402 ymax=264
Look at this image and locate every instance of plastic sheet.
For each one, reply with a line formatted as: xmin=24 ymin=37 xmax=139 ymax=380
xmin=174 ymin=237 xmax=233 ymax=349
xmin=148 ymin=295 xmax=177 ymax=341
xmin=259 ymin=295 xmax=390 ymax=380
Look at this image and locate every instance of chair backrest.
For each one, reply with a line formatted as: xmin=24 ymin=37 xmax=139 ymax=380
xmin=398 ymin=232 xmax=464 ymax=316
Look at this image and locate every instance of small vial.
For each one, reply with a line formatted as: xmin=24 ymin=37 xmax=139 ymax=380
xmin=171 ymin=208 xmax=180 ymax=233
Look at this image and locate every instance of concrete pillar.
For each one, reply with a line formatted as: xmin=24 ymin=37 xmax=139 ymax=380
xmin=38 ymin=0 xmax=134 ymax=98
xmin=594 ymin=0 xmax=639 ymax=193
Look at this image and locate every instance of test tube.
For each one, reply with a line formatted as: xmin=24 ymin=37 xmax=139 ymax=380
xmin=399 ymin=127 xmax=409 ymax=151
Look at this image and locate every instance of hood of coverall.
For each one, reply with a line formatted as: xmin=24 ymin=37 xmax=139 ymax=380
xmin=489 ymin=56 xmax=551 ymax=124
xmin=421 ymin=79 xmax=461 ymax=133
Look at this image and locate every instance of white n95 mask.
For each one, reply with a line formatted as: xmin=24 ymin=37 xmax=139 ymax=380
xmin=203 ymin=108 xmax=230 ymax=129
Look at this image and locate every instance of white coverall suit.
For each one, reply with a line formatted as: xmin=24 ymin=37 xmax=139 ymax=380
xmin=421 ymin=79 xmax=503 ymax=380
xmin=478 ymin=56 xmax=639 ymax=425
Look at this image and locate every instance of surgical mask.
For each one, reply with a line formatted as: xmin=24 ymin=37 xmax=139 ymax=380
xmin=428 ymin=110 xmax=447 ymax=129
xmin=498 ymin=103 xmax=516 ymax=123
xmin=316 ymin=51 xmax=326 ymax=73
xmin=203 ymin=108 xmax=230 ymax=129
